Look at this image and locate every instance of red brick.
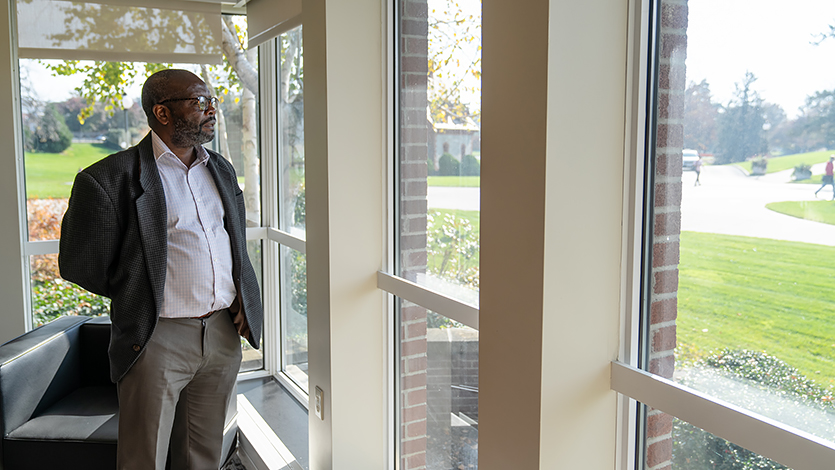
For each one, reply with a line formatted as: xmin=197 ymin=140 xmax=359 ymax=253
xmin=653 ymin=325 xmax=676 ymax=352
xmin=403 ymin=372 xmax=427 ymax=390
xmin=649 ymin=355 xmax=675 ymax=378
xmin=403 ymin=72 xmax=427 ymax=89
xmin=407 ymin=251 xmax=427 ymax=267
xmin=402 ymin=436 xmax=427 ymax=455
xmin=402 ymin=403 xmax=427 ymax=422
xmin=656 ymin=151 xmax=683 ymax=177
xmin=646 ymin=438 xmax=673 ymax=468
xmin=661 ymin=2 xmax=688 ymax=29
xmin=401 ymin=18 xmax=428 ymax=37
xmin=403 ymin=0 xmax=428 ymax=19
xmin=405 ymin=420 xmax=427 ymax=438
xmin=402 ymin=305 xmax=427 ymax=322
xmin=656 ymin=123 xmax=684 ymax=149
xmin=401 ymin=161 xmax=428 ymax=179
xmin=402 ymin=199 xmax=427 ymax=215
xmin=405 ymin=37 xmax=428 ymax=55
xmin=654 ymin=211 xmax=681 ymax=237
xmin=402 ymin=180 xmax=427 ymax=198
xmin=660 ymin=32 xmax=687 ymax=60
xmin=401 ymin=338 xmax=427 ymax=357
xmin=658 ymin=64 xmax=686 ymax=94
xmin=403 ymin=388 xmax=427 ymax=407
xmin=406 ymin=355 xmax=428 ymax=373
xmin=647 ymin=412 xmax=673 ymax=438
xmin=400 ymin=233 xmax=427 ymax=250
xmin=657 ymin=92 xmax=684 ymax=120
xmin=650 ymin=297 xmax=677 ymax=324
xmin=653 ymin=269 xmax=679 ymax=294
xmin=406 ymin=452 xmax=426 ymax=469
xmin=654 ymin=181 xmax=682 ymax=208
xmin=652 ymin=241 xmax=680 ymax=268
xmin=406 ymin=321 xmax=427 ymax=339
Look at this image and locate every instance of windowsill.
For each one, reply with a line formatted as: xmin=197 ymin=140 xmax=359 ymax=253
xmin=237 ymin=377 xmax=309 ymax=470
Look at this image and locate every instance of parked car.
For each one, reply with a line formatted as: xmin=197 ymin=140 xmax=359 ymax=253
xmin=682 ymin=149 xmax=699 ymax=171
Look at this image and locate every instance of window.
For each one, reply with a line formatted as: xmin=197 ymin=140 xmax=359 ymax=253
xmin=616 ymin=0 xmax=835 ymax=468
xmin=392 ymin=1 xmax=481 ymax=468
xmin=17 ymin=14 xmax=265 ymax=374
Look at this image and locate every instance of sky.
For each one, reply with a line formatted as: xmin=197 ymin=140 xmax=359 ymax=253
xmin=686 ymin=0 xmax=835 ymax=118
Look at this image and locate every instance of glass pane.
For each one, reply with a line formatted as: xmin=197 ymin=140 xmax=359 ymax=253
xmin=397 ymin=0 xmax=481 ymax=305
xmin=241 ymin=240 xmax=264 ymax=372
xmin=643 ymin=0 xmax=835 ymax=466
xmin=31 ymin=253 xmax=109 ymax=328
xmin=399 ymin=299 xmax=478 ymax=470
xmin=281 ymin=246 xmax=308 ymax=391
xmin=670 ymin=416 xmax=790 ymax=470
xmin=278 ymin=25 xmax=305 ymax=236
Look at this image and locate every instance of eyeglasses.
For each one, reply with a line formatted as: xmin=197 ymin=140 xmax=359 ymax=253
xmin=158 ymin=96 xmax=219 ymax=111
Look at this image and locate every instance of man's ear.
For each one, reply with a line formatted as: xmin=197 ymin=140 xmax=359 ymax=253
xmin=152 ymin=104 xmax=172 ymax=126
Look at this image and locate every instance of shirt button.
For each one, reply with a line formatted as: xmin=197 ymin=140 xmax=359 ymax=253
xmin=132 ymin=344 xmax=141 ymax=352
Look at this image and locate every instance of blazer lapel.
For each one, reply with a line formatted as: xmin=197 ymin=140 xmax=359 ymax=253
xmin=206 ymin=153 xmax=243 ymax=274
xmin=135 ymin=134 xmax=168 ymax=315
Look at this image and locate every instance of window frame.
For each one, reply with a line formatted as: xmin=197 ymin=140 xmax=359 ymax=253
xmin=612 ymin=0 xmax=835 ymax=468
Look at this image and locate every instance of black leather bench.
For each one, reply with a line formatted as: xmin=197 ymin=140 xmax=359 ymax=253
xmin=0 ymin=315 xmax=237 ymax=470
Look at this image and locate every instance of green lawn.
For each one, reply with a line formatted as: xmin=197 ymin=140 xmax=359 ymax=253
xmin=766 ymin=200 xmax=835 ymax=225
xmin=427 ymin=176 xmax=480 ymax=187
xmin=427 ymin=208 xmax=480 ymax=272
xmin=677 ymin=231 xmax=835 ymax=387
xmin=733 ymin=149 xmax=832 ymax=174
xmin=25 ymin=143 xmax=113 ymax=198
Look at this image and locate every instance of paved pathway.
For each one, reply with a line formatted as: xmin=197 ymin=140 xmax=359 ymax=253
xmin=427 ymin=164 xmax=835 ymax=246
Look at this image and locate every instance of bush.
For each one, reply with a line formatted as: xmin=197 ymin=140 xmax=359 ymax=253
xmin=427 ymin=156 xmax=438 ymax=176
xmin=32 ymin=278 xmax=110 ymax=327
xmin=673 ymin=349 xmax=828 ymax=470
xmin=438 ymin=152 xmax=460 ymax=176
xmin=31 ymin=104 xmax=73 ymax=153
xmin=751 ymin=156 xmax=768 ymax=175
xmin=792 ymin=163 xmax=812 ymax=181
xmin=461 ymin=154 xmax=480 ymax=176
xmin=104 ymin=128 xmax=129 ymax=150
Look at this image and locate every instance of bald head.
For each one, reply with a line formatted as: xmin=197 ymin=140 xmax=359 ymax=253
xmin=141 ymin=69 xmax=204 ymax=126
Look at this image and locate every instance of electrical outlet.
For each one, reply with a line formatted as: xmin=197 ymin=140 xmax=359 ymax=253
xmin=314 ymin=386 xmax=324 ymax=420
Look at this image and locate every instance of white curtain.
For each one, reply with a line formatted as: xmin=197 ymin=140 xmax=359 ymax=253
xmin=246 ymin=0 xmax=300 ymax=49
xmin=17 ymin=0 xmax=222 ymax=63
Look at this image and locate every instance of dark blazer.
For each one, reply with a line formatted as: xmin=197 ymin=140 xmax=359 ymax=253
xmin=59 ymin=133 xmax=262 ymax=383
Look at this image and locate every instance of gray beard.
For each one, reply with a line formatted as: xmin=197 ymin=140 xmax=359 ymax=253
xmin=171 ymin=117 xmax=214 ymax=148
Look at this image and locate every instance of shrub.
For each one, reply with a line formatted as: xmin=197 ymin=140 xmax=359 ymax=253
xmin=461 ymin=154 xmax=480 ymax=176
xmin=427 ymin=156 xmax=437 ymax=176
xmin=438 ymin=152 xmax=460 ymax=176
xmin=104 ymin=128 xmax=129 ymax=150
xmin=792 ymin=163 xmax=812 ymax=181
xmin=751 ymin=156 xmax=768 ymax=174
xmin=32 ymin=278 xmax=110 ymax=327
xmin=31 ymin=104 xmax=73 ymax=153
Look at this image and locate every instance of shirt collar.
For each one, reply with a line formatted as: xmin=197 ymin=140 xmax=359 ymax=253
xmin=151 ymin=130 xmax=210 ymax=167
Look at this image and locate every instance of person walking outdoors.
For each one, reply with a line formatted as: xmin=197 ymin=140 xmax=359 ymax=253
xmin=694 ymin=155 xmax=703 ymax=186
xmin=815 ymin=155 xmax=835 ymax=199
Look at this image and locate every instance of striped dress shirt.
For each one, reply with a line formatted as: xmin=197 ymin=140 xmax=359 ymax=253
xmin=152 ymin=131 xmax=236 ymax=318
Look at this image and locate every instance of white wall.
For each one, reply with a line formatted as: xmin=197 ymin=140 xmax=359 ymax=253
xmin=540 ymin=0 xmax=629 ymax=468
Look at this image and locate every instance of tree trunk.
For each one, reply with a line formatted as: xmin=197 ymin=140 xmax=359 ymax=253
xmin=242 ymin=48 xmax=260 ymax=226
xmin=200 ymin=65 xmax=232 ymax=161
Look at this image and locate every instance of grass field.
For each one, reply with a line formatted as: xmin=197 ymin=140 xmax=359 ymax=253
xmin=24 ymin=143 xmax=113 ymax=199
xmin=677 ymin=231 xmax=835 ymax=387
xmin=766 ymin=200 xmax=835 ymax=225
xmin=427 ymin=208 xmax=481 ymax=270
xmin=427 ymin=176 xmax=480 ymax=187
xmin=733 ymin=149 xmax=832 ymax=174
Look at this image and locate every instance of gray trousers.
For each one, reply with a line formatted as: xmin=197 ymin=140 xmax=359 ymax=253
xmin=116 ymin=310 xmax=242 ymax=470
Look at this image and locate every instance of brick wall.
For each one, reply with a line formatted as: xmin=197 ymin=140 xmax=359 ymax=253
xmin=647 ymin=0 xmax=688 ymax=469
xmin=399 ymin=0 xmax=430 ymax=469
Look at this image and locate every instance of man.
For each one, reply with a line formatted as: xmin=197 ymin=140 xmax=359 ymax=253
xmin=815 ymin=155 xmax=835 ymax=200
xmin=694 ymin=155 xmax=702 ymax=186
xmin=59 ymin=69 xmax=262 ymax=470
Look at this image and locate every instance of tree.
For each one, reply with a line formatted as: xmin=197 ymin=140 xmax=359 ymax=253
xmin=715 ymin=72 xmax=768 ymax=164
xmin=799 ymin=90 xmax=835 ymax=150
xmin=683 ymin=79 xmax=719 ymax=152
xmin=31 ymin=103 xmax=73 ymax=153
